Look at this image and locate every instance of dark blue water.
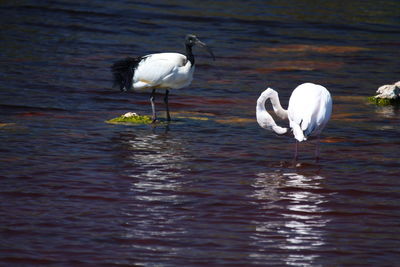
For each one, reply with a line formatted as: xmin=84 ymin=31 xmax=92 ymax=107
xmin=1 ymin=1 xmax=400 ymax=266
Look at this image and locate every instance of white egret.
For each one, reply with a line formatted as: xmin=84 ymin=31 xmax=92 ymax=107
xmin=111 ymin=34 xmax=215 ymax=122
xmin=256 ymin=83 xmax=332 ymax=160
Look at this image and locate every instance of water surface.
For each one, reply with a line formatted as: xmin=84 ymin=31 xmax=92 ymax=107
xmin=1 ymin=0 xmax=400 ymax=266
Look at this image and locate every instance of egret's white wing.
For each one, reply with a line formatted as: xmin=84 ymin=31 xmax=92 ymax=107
xmin=288 ymin=83 xmax=331 ymax=141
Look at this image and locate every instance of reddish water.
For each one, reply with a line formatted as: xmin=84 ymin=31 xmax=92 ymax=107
xmin=1 ymin=1 xmax=400 ymax=266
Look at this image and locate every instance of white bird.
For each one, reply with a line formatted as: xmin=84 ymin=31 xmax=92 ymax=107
xmin=256 ymin=83 xmax=332 ymax=160
xmin=111 ymin=34 xmax=215 ymax=122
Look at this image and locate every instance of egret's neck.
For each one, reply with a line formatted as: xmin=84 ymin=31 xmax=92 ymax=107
xmin=185 ymin=45 xmax=195 ymax=66
xmin=260 ymin=89 xmax=288 ymax=120
xmin=256 ymin=88 xmax=288 ymax=135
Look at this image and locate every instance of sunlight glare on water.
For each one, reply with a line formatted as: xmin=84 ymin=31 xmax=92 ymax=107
xmin=250 ymin=172 xmax=331 ymax=266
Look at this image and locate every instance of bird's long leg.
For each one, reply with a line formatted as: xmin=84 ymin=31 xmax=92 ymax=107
xmin=315 ymin=135 xmax=320 ymax=162
xmin=150 ymin=89 xmax=157 ymax=122
xmin=164 ymin=89 xmax=171 ymax=121
xmin=294 ymin=141 xmax=299 ymax=162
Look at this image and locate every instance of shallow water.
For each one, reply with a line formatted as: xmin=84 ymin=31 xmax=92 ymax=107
xmin=1 ymin=0 xmax=400 ymax=266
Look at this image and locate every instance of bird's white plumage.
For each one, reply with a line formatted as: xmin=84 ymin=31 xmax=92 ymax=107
xmin=256 ymin=82 xmax=332 ymax=142
xmin=133 ymin=53 xmax=194 ymax=91
xmin=288 ymin=83 xmax=332 ymax=142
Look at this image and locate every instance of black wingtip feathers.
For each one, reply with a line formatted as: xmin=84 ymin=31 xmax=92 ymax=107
xmin=111 ymin=57 xmax=142 ymax=91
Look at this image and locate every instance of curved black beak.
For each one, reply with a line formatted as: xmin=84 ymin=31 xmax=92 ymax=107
xmin=196 ymin=39 xmax=215 ymax=61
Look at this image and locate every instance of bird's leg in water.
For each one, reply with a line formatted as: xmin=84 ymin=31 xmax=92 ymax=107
xmin=315 ymin=135 xmax=320 ymax=162
xmin=164 ymin=89 xmax=171 ymax=121
xmin=150 ymin=89 xmax=157 ymax=122
xmin=294 ymin=141 xmax=299 ymax=161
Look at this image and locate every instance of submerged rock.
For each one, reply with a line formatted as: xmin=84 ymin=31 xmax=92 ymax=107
xmin=369 ymin=81 xmax=400 ymax=106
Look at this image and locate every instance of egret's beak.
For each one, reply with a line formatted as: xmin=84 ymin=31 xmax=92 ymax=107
xmin=196 ymin=39 xmax=215 ymax=61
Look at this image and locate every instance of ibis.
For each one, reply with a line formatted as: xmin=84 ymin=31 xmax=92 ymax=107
xmin=111 ymin=34 xmax=215 ymax=122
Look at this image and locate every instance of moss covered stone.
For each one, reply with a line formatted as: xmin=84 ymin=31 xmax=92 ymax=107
xmin=106 ymin=112 xmax=153 ymax=125
xmin=369 ymin=81 xmax=400 ymax=106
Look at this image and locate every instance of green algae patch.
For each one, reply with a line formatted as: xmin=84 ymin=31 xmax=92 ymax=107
xmin=106 ymin=111 xmax=255 ymax=126
xmin=175 ymin=115 xmax=211 ymax=121
xmin=368 ymin=96 xmax=400 ymax=106
xmin=106 ymin=112 xmax=153 ymax=125
xmin=173 ymin=111 xmax=214 ymax=122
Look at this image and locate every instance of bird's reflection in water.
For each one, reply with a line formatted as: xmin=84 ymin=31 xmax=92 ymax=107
xmin=375 ymin=103 xmax=399 ymax=116
xmin=115 ymin=129 xmax=190 ymax=252
xmin=250 ymin=171 xmax=330 ymax=266
xmin=118 ymin=128 xmax=190 ymax=198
